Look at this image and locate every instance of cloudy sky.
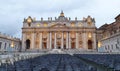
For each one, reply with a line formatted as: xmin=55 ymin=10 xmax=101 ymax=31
xmin=0 ymin=0 xmax=120 ymax=38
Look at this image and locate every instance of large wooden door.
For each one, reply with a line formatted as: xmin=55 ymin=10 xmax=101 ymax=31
xmin=26 ymin=39 xmax=30 ymax=49
xmin=88 ymin=40 xmax=92 ymax=49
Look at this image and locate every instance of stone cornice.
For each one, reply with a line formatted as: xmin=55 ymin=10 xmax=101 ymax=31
xmin=22 ymin=26 xmax=96 ymax=33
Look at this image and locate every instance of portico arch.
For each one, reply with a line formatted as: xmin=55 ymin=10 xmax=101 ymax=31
xmin=26 ymin=39 xmax=30 ymax=49
xmin=88 ymin=40 xmax=92 ymax=49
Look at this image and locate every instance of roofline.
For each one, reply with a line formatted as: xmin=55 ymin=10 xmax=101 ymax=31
xmin=115 ymin=14 xmax=120 ymax=19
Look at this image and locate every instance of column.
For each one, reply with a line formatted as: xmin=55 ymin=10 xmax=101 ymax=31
xmin=61 ymin=32 xmax=63 ymax=49
xmin=93 ymin=33 xmax=96 ymax=50
xmin=31 ymin=33 xmax=35 ymax=49
xmin=69 ymin=32 xmax=71 ymax=49
xmin=50 ymin=32 xmax=52 ymax=49
xmin=66 ymin=32 xmax=68 ymax=49
xmin=82 ymin=32 xmax=87 ymax=50
xmin=39 ymin=33 xmax=42 ymax=49
xmin=54 ymin=33 xmax=56 ymax=49
xmin=76 ymin=32 xmax=79 ymax=49
xmin=22 ymin=33 xmax=26 ymax=51
xmin=47 ymin=32 xmax=50 ymax=49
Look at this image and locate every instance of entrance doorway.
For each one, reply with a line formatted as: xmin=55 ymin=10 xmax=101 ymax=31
xmin=64 ymin=45 xmax=66 ymax=49
xmin=26 ymin=39 xmax=30 ymax=49
xmin=43 ymin=42 xmax=47 ymax=49
xmin=71 ymin=42 xmax=75 ymax=49
xmin=88 ymin=40 xmax=92 ymax=49
xmin=58 ymin=46 xmax=61 ymax=49
xmin=52 ymin=44 xmax=54 ymax=49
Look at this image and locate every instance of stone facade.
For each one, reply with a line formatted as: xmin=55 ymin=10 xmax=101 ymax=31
xmin=97 ymin=14 xmax=120 ymax=52
xmin=22 ymin=11 xmax=97 ymax=51
xmin=0 ymin=33 xmax=21 ymax=52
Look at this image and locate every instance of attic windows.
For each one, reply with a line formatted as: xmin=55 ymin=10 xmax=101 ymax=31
xmin=78 ymin=23 xmax=82 ymax=27
xmin=37 ymin=23 xmax=40 ymax=27
xmin=44 ymin=23 xmax=48 ymax=27
xmin=71 ymin=23 xmax=75 ymax=27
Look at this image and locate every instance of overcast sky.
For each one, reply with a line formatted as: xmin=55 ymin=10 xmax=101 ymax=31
xmin=0 ymin=0 xmax=120 ymax=38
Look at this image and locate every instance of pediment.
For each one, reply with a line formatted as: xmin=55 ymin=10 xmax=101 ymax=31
xmin=50 ymin=24 xmax=68 ymax=28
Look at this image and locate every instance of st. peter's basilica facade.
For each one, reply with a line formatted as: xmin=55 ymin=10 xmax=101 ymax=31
xmin=22 ymin=11 xmax=96 ymax=51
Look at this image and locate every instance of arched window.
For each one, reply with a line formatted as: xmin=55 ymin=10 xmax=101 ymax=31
xmin=44 ymin=23 xmax=48 ymax=27
xmin=78 ymin=23 xmax=82 ymax=27
xmin=88 ymin=32 xmax=92 ymax=38
xmin=37 ymin=23 xmax=40 ymax=27
xmin=71 ymin=23 xmax=75 ymax=27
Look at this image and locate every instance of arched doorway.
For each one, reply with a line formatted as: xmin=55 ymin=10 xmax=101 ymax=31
xmin=26 ymin=39 xmax=30 ymax=49
xmin=88 ymin=40 xmax=92 ymax=49
xmin=64 ymin=44 xmax=66 ymax=49
xmin=43 ymin=42 xmax=47 ymax=49
xmin=52 ymin=44 xmax=54 ymax=49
